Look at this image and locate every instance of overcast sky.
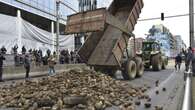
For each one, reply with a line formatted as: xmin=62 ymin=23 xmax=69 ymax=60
xmin=68 ymin=0 xmax=192 ymax=46
xmin=98 ymin=0 xmax=191 ymax=46
xmin=133 ymin=0 xmax=190 ymax=46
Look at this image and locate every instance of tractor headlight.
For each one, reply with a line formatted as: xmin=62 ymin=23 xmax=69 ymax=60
xmin=136 ymin=50 xmax=142 ymax=55
xmin=151 ymin=51 xmax=159 ymax=55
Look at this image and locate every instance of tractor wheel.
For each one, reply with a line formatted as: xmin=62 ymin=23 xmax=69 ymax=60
xmin=134 ymin=57 xmax=144 ymax=77
xmin=162 ymin=60 xmax=166 ymax=70
xmin=122 ymin=60 xmax=137 ymax=80
xmin=152 ymin=54 xmax=162 ymax=71
xmin=162 ymin=57 xmax=168 ymax=69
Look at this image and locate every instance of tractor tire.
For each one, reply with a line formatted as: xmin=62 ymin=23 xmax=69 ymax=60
xmin=134 ymin=57 xmax=144 ymax=77
xmin=162 ymin=60 xmax=166 ymax=70
xmin=162 ymin=57 xmax=168 ymax=69
xmin=152 ymin=54 xmax=162 ymax=71
xmin=122 ymin=60 xmax=137 ymax=80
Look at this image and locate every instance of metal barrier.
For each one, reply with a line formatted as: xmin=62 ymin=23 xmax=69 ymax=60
xmin=182 ymin=70 xmax=192 ymax=110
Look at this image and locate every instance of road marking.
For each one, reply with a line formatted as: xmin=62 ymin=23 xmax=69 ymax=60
xmin=147 ymin=70 xmax=176 ymax=95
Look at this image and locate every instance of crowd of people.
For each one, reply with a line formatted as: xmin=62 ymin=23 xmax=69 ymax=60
xmin=0 ymin=45 xmax=83 ymax=81
xmin=1 ymin=45 xmax=194 ymax=82
xmin=8 ymin=45 xmax=82 ymax=66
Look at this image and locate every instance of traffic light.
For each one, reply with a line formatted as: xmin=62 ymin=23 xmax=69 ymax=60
xmin=161 ymin=13 xmax=164 ymax=21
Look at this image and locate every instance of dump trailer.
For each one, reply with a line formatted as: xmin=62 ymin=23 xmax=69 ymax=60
xmin=65 ymin=0 xmax=144 ymax=80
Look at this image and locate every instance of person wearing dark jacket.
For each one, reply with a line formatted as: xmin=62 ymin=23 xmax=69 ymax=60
xmin=183 ymin=47 xmax=193 ymax=71
xmin=24 ymin=54 xmax=31 ymax=79
xmin=22 ymin=46 xmax=26 ymax=54
xmin=175 ymin=54 xmax=182 ymax=71
xmin=0 ymin=53 xmax=5 ymax=82
xmin=13 ymin=44 xmax=18 ymax=54
xmin=47 ymin=49 xmax=51 ymax=57
xmin=1 ymin=46 xmax=7 ymax=55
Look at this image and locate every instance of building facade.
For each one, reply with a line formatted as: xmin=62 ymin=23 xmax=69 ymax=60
xmin=78 ymin=0 xmax=97 ymax=12
xmin=0 ymin=0 xmax=77 ymax=52
xmin=174 ymin=35 xmax=186 ymax=55
xmin=129 ymin=38 xmax=145 ymax=51
xmin=128 ymin=38 xmax=145 ymax=57
xmin=147 ymin=24 xmax=177 ymax=57
xmin=0 ymin=0 xmax=77 ymax=32
xmin=75 ymin=0 xmax=98 ymax=50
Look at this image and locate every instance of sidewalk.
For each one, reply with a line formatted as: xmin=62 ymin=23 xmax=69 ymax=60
xmin=2 ymin=70 xmax=65 ymax=81
xmin=1 ymin=64 xmax=87 ymax=81
xmin=192 ymin=77 xmax=195 ymax=110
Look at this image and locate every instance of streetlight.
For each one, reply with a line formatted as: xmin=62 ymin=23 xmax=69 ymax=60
xmin=55 ymin=0 xmax=77 ymax=58
xmin=56 ymin=0 xmax=60 ymax=59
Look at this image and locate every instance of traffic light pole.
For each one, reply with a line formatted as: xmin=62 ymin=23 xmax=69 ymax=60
xmin=56 ymin=1 xmax=60 ymax=59
xmin=189 ymin=0 xmax=194 ymax=48
xmin=189 ymin=0 xmax=195 ymax=75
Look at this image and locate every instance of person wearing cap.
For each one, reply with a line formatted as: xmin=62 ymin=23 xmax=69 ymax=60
xmin=24 ymin=54 xmax=31 ymax=79
xmin=0 ymin=52 xmax=5 ymax=82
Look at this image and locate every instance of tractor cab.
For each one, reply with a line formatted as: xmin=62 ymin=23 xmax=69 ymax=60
xmin=137 ymin=41 xmax=168 ymax=71
xmin=142 ymin=41 xmax=160 ymax=53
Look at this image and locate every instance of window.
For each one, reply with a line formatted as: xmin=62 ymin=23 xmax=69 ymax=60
xmin=143 ymin=43 xmax=152 ymax=51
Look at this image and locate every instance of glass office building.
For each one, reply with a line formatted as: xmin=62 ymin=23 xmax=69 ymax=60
xmin=0 ymin=0 xmax=78 ymax=21
xmin=0 ymin=0 xmax=78 ymax=32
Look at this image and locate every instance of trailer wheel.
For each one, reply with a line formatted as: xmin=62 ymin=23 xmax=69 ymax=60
xmin=134 ymin=57 xmax=144 ymax=77
xmin=122 ymin=60 xmax=137 ymax=80
xmin=152 ymin=54 xmax=162 ymax=71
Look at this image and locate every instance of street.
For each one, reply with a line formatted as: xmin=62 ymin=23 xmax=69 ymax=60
xmin=0 ymin=61 xmax=185 ymax=110
xmin=134 ymin=63 xmax=184 ymax=110
xmin=0 ymin=0 xmax=192 ymax=109
xmin=114 ymin=61 xmax=185 ymax=110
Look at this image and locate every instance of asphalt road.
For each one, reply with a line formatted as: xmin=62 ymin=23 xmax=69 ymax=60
xmin=106 ymin=61 xmax=185 ymax=110
xmin=130 ymin=62 xmax=185 ymax=110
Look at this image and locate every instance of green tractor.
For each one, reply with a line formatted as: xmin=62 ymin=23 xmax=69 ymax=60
xmin=136 ymin=41 xmax=168 ymax=71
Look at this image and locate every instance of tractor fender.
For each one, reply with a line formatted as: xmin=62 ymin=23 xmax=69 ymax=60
xmin=151 ymin=51 xmax=160 ymax=55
